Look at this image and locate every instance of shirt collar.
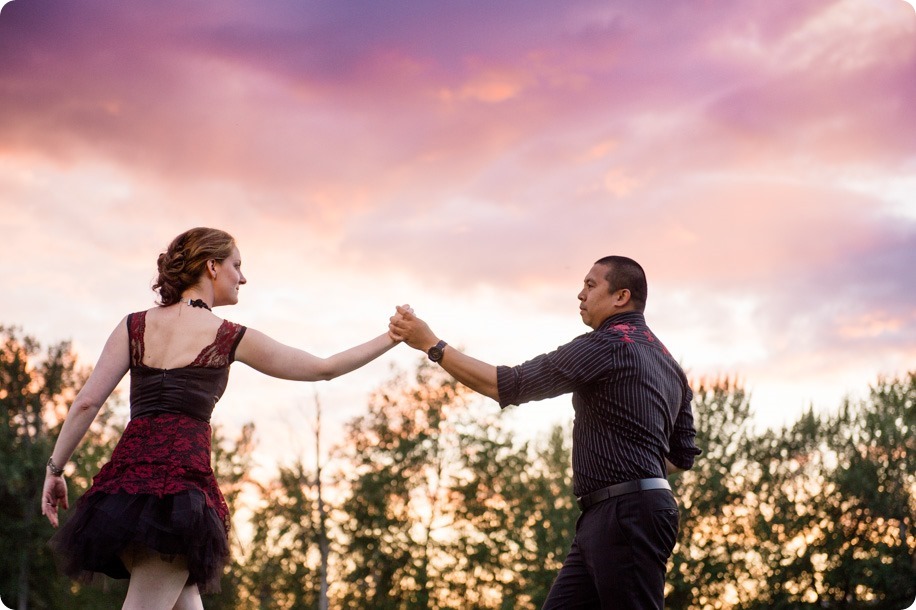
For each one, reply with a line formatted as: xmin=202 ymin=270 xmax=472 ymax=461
xmin=596 ymin=310 xmax=645 ymax=331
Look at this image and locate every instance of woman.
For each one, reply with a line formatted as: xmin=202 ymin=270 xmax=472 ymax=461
xmin=41 ymin=227 xmax=402 ymax=610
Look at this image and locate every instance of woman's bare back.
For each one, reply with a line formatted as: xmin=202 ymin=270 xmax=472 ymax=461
xmin=139 ymin=306 xmax=224 ymax=370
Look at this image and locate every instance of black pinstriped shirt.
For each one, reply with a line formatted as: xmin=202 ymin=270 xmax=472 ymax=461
xmin=496 ymin=311 xmax=701 ymax=497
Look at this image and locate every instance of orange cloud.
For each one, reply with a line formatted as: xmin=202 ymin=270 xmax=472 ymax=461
xmin=1 ymin=0 xmax=914 ymax=447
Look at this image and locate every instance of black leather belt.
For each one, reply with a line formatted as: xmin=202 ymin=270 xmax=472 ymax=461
xmin=576 ymin=478 xmax=671 ymax=511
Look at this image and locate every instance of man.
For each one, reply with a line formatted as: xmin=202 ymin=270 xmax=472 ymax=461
xmin=389 ymin=255 xmax=701 ymax=609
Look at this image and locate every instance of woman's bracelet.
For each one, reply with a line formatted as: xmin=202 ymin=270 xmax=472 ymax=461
xmin=47 ymin=457 xmax=65 ymax=477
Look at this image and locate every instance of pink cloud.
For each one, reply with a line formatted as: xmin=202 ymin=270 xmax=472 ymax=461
xmin=1 ymin=0 xmax=914 ymax=427
xmin=2 ymin=0 xmax=912 ymax=196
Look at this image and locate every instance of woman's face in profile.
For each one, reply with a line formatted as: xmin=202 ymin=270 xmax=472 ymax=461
xmin=213 ymin=246 xmax=246 ymax=306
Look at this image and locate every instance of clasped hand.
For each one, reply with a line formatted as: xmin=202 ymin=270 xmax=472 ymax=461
xmin=389 ymin=305 xmax=438 ymax=352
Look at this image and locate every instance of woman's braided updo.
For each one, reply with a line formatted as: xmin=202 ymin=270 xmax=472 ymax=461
xmin=153 ymin=228 xmax=236 ymax=306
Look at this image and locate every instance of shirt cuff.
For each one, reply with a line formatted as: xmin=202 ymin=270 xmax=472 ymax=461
xmin=666 ymin=446 xmax=702 ymax=471
xmin=496 ymin=365 xmax=518 ymax=409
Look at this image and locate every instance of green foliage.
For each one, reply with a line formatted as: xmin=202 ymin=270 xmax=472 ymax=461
xmin=335 ymin=362 xmax=467 ymax=609
xmin=452 ymin=422 xmax=577 ymax=610
xmin=3 ymin=322 xmax=913 ymax=609
xmin=334 ymin=361 xmax=577 ymax=610
xmin=810 ymin=373 xmax=914 ymax=609
xmin=667 ymin=376 xmax=757 ymax=609
xmin=0 ymin=326 xmax=125 ymax=609
xmin=668 ymin=373 xmax=916 ymax=610
xmin=206 ymin=422 xmax=258 ymax=610
xmin=240 ymin=458 xmax=324 ymax=610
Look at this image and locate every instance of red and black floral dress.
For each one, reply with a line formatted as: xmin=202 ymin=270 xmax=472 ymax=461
xmin=51 ymin=311 xmax=247 ymax=593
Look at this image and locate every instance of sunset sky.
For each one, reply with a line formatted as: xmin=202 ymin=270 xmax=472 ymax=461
xmin=1 ymin=0 xmax=914 ymax=473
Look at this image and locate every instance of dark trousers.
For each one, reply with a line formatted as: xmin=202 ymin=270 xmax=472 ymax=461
xmin=542 ymin=488 xmax=680 ymax=610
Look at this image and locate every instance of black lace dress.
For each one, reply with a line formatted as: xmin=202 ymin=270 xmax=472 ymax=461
xmin=50 ymin=311 xmax=247 ymax=593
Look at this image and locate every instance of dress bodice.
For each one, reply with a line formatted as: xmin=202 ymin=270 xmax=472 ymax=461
xmin=127 ymin=311 xmax=247 ymax=422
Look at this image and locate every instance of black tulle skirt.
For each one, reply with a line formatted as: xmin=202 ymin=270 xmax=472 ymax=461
xmin=49 ymin=412 xmax=232 ymax=593
xmin=50 ymin=489 xmax=229 ymax=593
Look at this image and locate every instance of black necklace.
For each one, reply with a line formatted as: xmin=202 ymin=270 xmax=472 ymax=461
xmin=185 ymin=298 xmax=212 ymax=311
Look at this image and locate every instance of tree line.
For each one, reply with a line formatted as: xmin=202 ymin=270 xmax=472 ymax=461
xmin=1 ymin=325 xmax=913 ymax=609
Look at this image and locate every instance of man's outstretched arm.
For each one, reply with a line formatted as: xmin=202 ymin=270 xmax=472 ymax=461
xmin=389 ymin=306 xmax=499 ymax=401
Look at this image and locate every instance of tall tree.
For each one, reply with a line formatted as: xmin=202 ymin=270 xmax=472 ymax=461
xmin=335 ymin=363 xmax=469 ymax=609
xmin=206 ymin=421 xmax=258 ymax=610
xmin=450 ymin=420 xmax=577 ymax=610
xmin=237 ymin=394 xmax=330 ymax=610
xmin=312 ymin=393 xmax=330 ymax=610
xmin=824 ymin=372 xmax=915 ymax=608
xmin=243 ymin=459 xmax=323 ymax=610
xmin=691 ymin=372 xmax=916 ymax=610
xmin=335 ymin=361 xmax=578 ymax=610
xmin=753 ymin=373 xmax=916 ymax=609
xmin=737 ymin=374 xmax=916 ymax=609
xmin=746 ymin=406 xmax=831 ymax=609
xmin=0 ymin=326 xmax=125 ymax=609
xmin=666 ymin=376 xmax=758 ymax=609
xmin=515 ymin=425 xmax=577 ymax=609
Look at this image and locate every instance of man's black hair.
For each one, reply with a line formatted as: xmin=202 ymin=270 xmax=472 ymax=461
xmin=594 ymin=255 xmax=647 ymax=313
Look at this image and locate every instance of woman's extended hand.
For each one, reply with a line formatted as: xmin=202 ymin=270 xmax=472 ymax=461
xmin=388 ymin=304 xmax=415 ymax=343
xmin=389 ymin=305 xmax=438 ymax=352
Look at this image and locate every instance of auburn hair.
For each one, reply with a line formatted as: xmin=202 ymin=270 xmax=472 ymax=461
xmin=153 ymin=228 xmax=236 ymax=306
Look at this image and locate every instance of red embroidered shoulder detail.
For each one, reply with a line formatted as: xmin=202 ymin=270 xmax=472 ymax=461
xmin=191 ymin=320 xmax=245 ymax=368
xmin=128 ymin=312 xmax=147 ymax=367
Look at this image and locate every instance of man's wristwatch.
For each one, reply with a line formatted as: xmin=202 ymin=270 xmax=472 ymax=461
xmin=427 ymin=340 xmax=447 ymax=363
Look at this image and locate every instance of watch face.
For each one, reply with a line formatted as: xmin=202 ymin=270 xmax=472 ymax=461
xmin=428 ymin=340 xmax=446 ymax=362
